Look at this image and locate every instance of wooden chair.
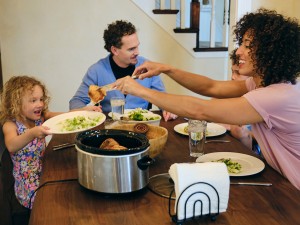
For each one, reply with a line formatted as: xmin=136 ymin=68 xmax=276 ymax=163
xmin=0 ymin=126 xmax=30 ymax=225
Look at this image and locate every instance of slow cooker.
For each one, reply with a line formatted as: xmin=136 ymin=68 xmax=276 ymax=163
xmin=75 ymin=129 xmax=153 ymax=193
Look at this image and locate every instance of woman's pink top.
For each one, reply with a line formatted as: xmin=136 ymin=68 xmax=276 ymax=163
xmin=244 ymin=78 xmax=300 ymax=190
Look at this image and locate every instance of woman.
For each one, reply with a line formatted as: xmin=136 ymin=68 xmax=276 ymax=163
xmin=113 ymin=9 xmax=300 ymax=190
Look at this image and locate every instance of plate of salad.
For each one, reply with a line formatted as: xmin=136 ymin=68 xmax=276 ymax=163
xmin=43 ymin=111 xmax=106 ymax=134
xmin=196 ymin=152 xmax=265 ymax=176
xmin=108 ymin=108 xmax=152 ymax=118
xmin=119 ymin=108 xmax=161 ymax=126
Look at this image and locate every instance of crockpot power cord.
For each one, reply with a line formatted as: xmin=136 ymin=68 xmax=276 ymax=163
xmin=28 ymin=178 xmax=78 ymax=210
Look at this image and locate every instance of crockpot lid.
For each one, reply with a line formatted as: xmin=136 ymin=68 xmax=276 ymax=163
xmin=75 ymin=129 xmax=150 ymax=155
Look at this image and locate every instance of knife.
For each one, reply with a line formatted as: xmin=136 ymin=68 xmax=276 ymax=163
xmin=230 ymin=182 xmax=272 ymax=186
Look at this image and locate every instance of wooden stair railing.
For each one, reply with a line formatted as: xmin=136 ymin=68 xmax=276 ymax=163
xmin=152 ymin=0 xmax=228 ymax=52
xmin=190 ymin=0 xmax=200 ymax=30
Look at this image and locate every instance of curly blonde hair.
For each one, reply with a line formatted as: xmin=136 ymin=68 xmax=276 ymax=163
xmin=0 ymin=76 xmax=50 ymax=124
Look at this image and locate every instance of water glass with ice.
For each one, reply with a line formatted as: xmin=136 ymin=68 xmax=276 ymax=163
xmin=188 ymin=120 xmax=207 ymax=157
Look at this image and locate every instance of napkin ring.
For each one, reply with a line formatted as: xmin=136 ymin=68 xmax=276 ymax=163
xmin=168 ymin=182 xmax=220 ymax=224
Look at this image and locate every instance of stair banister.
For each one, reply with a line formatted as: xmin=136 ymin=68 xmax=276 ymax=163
xmin=180 ymin=0 xmax=186 ymax=28
xmin=132 ymin=0 xmax=229 ymax=55
xmin=190 ymin=0 xmax=200 ymax=29
xmin=210 ymin=0 xmax=216 ymax=47
xmin=170 ymin=0 xmax=176 ymax=10
xmin=222 ymin=0 xmax=230 ymax=47
xmin=160 ymin=0 xmax=165 ymax=9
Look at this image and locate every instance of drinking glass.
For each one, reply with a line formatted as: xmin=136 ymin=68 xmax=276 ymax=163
xmin=188 ymin=120 xmax=207 ymax=157
xmin=110 ymin=96 xmax=125 ymax=120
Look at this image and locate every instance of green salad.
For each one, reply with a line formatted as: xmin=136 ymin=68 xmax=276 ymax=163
xmin=127 ymin=108 xmax=160 ymax=121
xmin=58 ymin=115 xmax=103 ymax=132
xmin=212 ymin=158 xmax=242 ymax=174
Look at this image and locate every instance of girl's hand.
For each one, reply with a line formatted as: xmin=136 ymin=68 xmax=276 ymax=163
xmin=31 ymin=126 xmax=52 ymax=138
xmin=4 ymin=122 xmax=52 ymax=153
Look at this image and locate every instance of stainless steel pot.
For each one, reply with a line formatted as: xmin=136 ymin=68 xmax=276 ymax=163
xmin=75 ymin=129 xmax=153 ymax=193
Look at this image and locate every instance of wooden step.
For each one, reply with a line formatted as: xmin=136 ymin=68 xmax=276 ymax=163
xmin=193 ymin=47 xmax=228 ymax=52
xmin=173 ymin=28 xmax=199 ymax=33
xmin=194 ymin=41 xmax=228 ymax=52
xmin=152 ymin=9 xmax=179 ymax=14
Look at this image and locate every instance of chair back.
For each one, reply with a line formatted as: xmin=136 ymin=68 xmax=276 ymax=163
xmin=0 ymin=125 xmax=30 ymax=225
xmin=0 ymin=125 xmax=6 ymax=167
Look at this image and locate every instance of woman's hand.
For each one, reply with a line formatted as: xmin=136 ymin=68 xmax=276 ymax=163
xmin=114 ymin=76 xmax=145 ymax=96
xmin=132 ymin=61 xmax=169 ymax=80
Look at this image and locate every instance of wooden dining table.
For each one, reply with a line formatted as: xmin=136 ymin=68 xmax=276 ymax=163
xmin=29 ymin=114 xmax=300 ymax=225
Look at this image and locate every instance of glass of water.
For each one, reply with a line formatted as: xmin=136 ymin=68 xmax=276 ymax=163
xmin=188 ymin=120 xmax=207 ymax=157
xmin=110 ymin=96 xmax=125 ymax=120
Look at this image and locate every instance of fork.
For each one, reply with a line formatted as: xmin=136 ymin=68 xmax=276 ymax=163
xmin=53 ymin=143 xmax=75 ymax=151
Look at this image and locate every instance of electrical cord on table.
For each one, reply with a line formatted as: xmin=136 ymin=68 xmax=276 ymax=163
xmin=28 ymin=178 xmax=78 ymax=210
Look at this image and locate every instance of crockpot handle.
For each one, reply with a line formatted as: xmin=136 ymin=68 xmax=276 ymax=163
xmin=137 ymin=155 xmax=155 ymax=170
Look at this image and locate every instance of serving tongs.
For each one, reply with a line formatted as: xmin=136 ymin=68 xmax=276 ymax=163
xmin=97 ymin=83 xmax=115 ymax=92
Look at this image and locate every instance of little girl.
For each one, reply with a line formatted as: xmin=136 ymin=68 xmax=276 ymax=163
xmin=0 ymin=75 xmax=62 ymax=209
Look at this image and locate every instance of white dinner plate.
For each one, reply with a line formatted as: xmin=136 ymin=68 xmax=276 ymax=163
xmin=43 ymin=111 xmax=106 ymax=134
xmin=108 ymin=109 xmax=153 ymax=118
xmin=196 ymin=152 xmax=265 ymax=176
xmin=174 ymin=122 xmax=227 ymax=137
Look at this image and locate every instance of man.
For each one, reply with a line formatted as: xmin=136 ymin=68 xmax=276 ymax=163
xmin=69 ymin=20 xmax=176 ymax=121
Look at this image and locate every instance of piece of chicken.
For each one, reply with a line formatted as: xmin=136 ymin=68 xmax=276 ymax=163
xmin=88 ymin=85 xmax=107 ymax=104
xmin=99 ymin=138 xmax=127 ymax=150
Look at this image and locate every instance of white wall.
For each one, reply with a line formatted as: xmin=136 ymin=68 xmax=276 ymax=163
xmin=0 ymin=0 xmax=226 ymax=112
xmin=228 ymin=0 xmax=299 ymax=81
xmin=0 ymin=0 xmax=298 ymax=112
xmin=251 ymin=0 xmax=299 ymax=17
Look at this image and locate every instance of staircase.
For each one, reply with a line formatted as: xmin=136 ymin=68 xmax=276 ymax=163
xmin=131 ymin=0 xmax=229 ymax=58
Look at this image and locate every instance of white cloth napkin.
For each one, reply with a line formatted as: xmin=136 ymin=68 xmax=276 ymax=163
xmin=169 ymin=162 xmax=230 ymax=220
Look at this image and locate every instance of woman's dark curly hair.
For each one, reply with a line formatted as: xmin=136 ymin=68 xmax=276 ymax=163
xmin=233 ymin=8 xmax=300 ymax=86
xmin=103 ymin=20 xmax=136 ymax=53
